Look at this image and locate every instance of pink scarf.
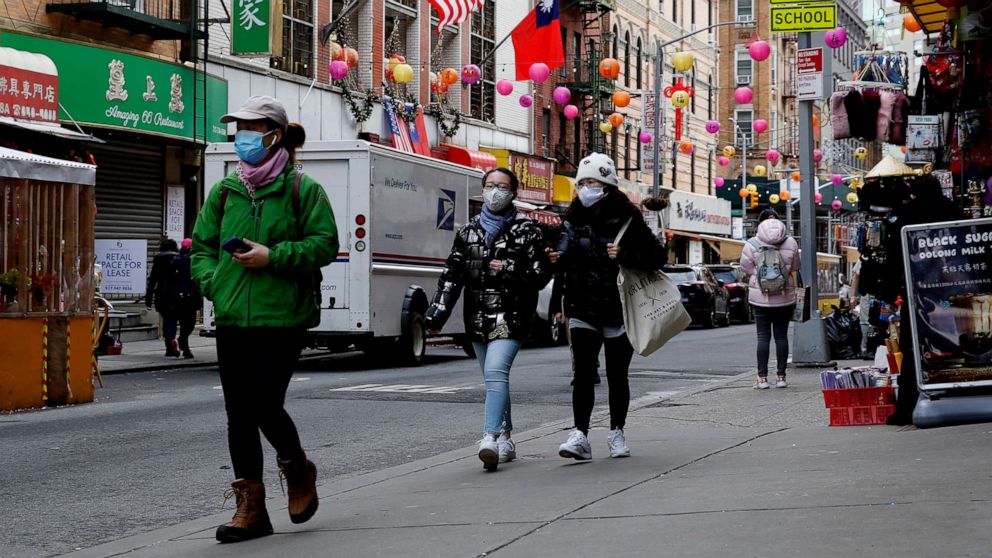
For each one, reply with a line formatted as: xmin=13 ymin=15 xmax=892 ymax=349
xmin=236 ymin=148 xmax=290 ymax=197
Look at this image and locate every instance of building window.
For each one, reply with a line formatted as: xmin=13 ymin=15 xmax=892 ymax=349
xmin=558 ymin=112 xmax=568 ymax=161
xmin=623 ymin=32 xmax=630 ymax=88
xmin=574 ymin=110 xmax=582 ymax=162
xmin=573 ymin=32 xmax=582 ymax=76
xmin=470 ymin=1 xmax=496 ymax=122
xmin=736 ymin=0 xmax=753 ymax=20
xmin=735 ymin=50 xmax=753 ymax=86
xmin=707 ymin=156 xmax=713 ymax=195
xmin=560 ymin=27 xmax=569 ymax=77
xmin=542 ymin=108 xmax=552 ymax=156
xmin=691 ymin=0 xmax=695 ymax=26
xmin=707 ymin=73 xmax=713 ymax=120
xmin=658 ymin=0 xmax=663 ymax=15
xmin=672 ymin=0 xmax=678 ymax=23
xmin=624 ymin=131 xmax=631 ymax=180
xmin=734 ymin=109 xmax=753 ymax=146
xmin=691 ymin=73 xmax=696 ymax=113
xmin=690 ymin=150 xmax=696 ymax=192
xmin=771 ymin=109 xmax=779 ymax=149
xmin=271 ymin=0 xmax=314 ymax=78
xmin=612 ymin=26 xmax=619 ymax=59
xmin=771 ymin=47 xmax=778 ymax=89
xmin=611 ymin=127 xmax=619 ymax=162
xmin=635 ymin=38 xmax=642 ymax=89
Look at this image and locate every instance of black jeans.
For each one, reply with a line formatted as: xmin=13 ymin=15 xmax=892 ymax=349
xmin=569 ymin=327 xmax=634 ymax=434
xmin=752 ymin=304 xmax=794 ymax=378
xmin=177 ymin=309 xmax=197 ymax=352
xmin=216 ymin=327 xmax=305 ymax=481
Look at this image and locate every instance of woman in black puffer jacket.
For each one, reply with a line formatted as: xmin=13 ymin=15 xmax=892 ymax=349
xmin=426 ymin=168 xmax=551 ymax=471
xmin=550 ymin=152 xmax=667 ymax=461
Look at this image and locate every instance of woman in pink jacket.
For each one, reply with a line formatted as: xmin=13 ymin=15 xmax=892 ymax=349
xmin=740 ymin=209 xmax=801 ymax=389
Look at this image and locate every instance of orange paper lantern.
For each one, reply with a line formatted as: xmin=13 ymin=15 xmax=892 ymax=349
xmin=608 ymin=112 xmax=624 ymax=127
xmin=678 ymin=141 xmax=694 ymax=154
xmin=791 ymin=171 xmax=801 ymax=182
xmin=612 ymin=91 xmax=631 ymax=108
xmin=904 ymin=13 xmax=922 ymax=33
xmin=780 ymin=190 xmax=791 ymax=201
xmin=440 ymin=68 xmax=459 ymax=85
xmin=738 ymin=188 xmax=749 ymax=198
xmin=598 ymin=58 xmax=621 ymax=80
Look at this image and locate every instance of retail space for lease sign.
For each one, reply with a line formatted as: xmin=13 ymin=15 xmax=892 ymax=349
xmin=902 ymin=218 xmax=992 ymax=391
xmin=95 ymin=240 xmax=147 ymax=296
xmin=664 ymin=190 xmax=732 ymax=236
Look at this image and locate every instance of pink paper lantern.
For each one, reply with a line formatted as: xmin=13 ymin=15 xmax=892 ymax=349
xmin=496 ymin=80 xmax=513 ymax=96
xmin=563 ymin=104 xmax=579 ymax=119
xmin=528 ymin=62 xmax=550 ymax=83
xmin=815 ymin=192 xmax=823 ymax=204
xmin=461 ymin=64 xmax=482 ymax=85
xmin=705 ymin=120 xmax=720 ymax=134
xmin=714 ymin=177 xmax=725 ymax=187
xmin=329 ymin=60 xmax=349 ymax=81
xmin=553 ymin=86 xmax=571 ymax=105
xmin=519 ymin=94 xmax=534 ymax=108
xmin=831 ymin=174 xmax=843 ymax=186
xmin=734 ymin=87 xmax=753 ymax=104
xmin=749 ymin=39 xmax=771 ymax=62
xmin=718 ymin=156 xmax=730 ymax=167
xmin=814 ymin=148 xmax=823 ymax=163
xmin=753 ymin=119 xmax=768 ymax=133
xmin=825 ymin=27 xmax=848 ymax=49
xmin=765 ymin=149 xmax=780 ymax=163
xmin=831 ymin=199 xmax=843 ymax=210
xmin=639 ymin=131 xmax=653 ymax=144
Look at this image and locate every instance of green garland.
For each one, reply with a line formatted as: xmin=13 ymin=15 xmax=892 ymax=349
xmin=341 ymin=85 xmax=377 ymax=125
xmin=427 ymin=103 xmax=462 ymax=139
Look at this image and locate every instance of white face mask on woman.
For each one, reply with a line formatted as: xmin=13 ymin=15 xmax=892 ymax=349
xmin=578 ymin=185 xmax=606 ymax=208
xmin=483 ymin=188 xmax=515 ymax=213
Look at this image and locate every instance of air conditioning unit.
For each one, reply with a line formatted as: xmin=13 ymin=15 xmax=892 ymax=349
xmin=736 ymin=75 xmax=752 ymax=85
xmin=707 ymin=32 xmax=715 ymax=45
xmin=690 ymin=24 xmax=698 ymax=33
xmin=736 ymin=15 xmax=754 ymax=23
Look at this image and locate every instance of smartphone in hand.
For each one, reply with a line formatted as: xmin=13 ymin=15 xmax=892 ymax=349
xmin=222 ymin=236 xmax=252 ymax=255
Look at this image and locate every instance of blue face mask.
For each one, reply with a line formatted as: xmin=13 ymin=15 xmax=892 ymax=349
xmin=234 ymin=130 xmax=273 ymax=164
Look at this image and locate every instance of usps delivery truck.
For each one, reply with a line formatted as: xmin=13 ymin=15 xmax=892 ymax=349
xmin=201 ymin=140 xmax=481 ymax=364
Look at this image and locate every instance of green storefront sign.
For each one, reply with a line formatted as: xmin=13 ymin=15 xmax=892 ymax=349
xmin=0 ymin=32 xmax=228 ymax=143
xmin=232 ymin=0 xmax=273 ymax=55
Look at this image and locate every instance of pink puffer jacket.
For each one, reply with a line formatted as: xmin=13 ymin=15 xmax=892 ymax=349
xmin=739 ymin=218 xmax=801 ymax=307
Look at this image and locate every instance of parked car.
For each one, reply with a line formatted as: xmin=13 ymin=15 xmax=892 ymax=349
xmin=705 ymin=264 xmax=752 ymax=323
xmin=665 ymin=265 xmax=731 ymax=328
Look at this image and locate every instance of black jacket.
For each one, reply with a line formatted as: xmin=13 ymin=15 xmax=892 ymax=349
xmin=426 ymin=215 xmax=552 ymax=342
xmin=556 ymin=191 xmax=667 ymax=328
xmin=146 ymin=250 xmax=179 ymax=313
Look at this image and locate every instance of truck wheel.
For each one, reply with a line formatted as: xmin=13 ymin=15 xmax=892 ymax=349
xmin=402 ymin=313 xmax=427 ymax=365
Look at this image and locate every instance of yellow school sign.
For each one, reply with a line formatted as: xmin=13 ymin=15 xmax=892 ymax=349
xmin=770 ymin=1 xmax=838 ymax=32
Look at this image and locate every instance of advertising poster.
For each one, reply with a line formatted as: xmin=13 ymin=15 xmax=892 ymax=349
xmin=902 ymin=218 xmax=992 ymax=390
xmin=95 ymin=239 xmax=147 ymax=295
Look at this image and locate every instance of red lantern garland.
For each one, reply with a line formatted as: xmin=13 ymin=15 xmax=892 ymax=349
xmin=663 ymin=78 xmax=695 ymax=141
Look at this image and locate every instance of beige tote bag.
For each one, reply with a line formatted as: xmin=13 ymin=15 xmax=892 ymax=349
xmin=615 ymin=218 xmax=692 ymax=356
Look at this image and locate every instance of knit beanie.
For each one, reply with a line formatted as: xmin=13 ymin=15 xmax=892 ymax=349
xmin=575 ymin=152 xmax=618 ymax=187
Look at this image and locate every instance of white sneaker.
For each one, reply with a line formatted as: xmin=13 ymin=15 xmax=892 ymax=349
xmin=497 ymin=434 xmax=516 ymax=463
xmin=755 ymin=377 xmax=771 ymax=390
xmin=479 ymin=434 xmax=498 ymax=471
xmin=558 ymin=429 xmax=592 ymax=460
xmin=776 ymin=377 xmax=788 ymax=388
xmin=607 ymin=429 xmax=630 ymax=458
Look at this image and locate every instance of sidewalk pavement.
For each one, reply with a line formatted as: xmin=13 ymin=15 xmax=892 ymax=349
xmin=96 ymin=333 xmax=221 ymax=375
xmin=68 ymin=360 xmax=991 ymax=557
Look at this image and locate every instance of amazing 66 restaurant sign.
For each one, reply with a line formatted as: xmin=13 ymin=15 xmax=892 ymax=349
xmin=664 ymin=189 xmax=732 ymax=236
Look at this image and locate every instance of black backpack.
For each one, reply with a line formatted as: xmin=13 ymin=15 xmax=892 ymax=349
xmin=219 ymin=171 xmax=324 ymax=308
xmin=169 ymin=254 xmax=201 ymax=310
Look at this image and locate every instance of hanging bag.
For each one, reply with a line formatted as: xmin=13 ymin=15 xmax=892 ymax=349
xmin=614 ymin=218 xmax=691 ymax=356
xmin=793 ymin=272 xmax=811 ymax=323
xmin=925 ymin=21 xmax=961 ymax=93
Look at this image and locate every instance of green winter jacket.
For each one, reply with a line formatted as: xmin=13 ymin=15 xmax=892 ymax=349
xmin=190 ymin=161 xmax=339 ymax=329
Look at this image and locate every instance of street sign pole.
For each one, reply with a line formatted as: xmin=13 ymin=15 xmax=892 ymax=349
xmin=653 ymin=40 xmax=663 ymax=198
xmin=793 ymin=31 xmax=832 ymax=365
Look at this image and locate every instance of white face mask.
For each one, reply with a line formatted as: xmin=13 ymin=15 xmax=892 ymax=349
xmin=483 ymin=188 xmax=515 ymax=213
xmin=578 ymin=185 xmax=606 ymax=207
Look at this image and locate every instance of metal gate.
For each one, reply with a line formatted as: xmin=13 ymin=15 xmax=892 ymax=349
xmin=90 ymin=141 xmax=165 ymax=247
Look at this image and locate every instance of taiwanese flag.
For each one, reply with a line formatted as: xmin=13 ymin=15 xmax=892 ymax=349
xmin=510 ymin=0 xmax=565 ymax=81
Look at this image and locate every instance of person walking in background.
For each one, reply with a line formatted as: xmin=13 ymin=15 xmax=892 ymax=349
xmin=426 ymin=168 xmax=551 ymax=471
xmin=146 ymin=238 xmax=181 ymax=357
xmin=191 ymin=96 xmax=339 ymax=543
xmin=740 ymin=209 xmax=800 ymax=390
xmin=548 ymin=153 xmax=667 ymax=460
xmin=173 ymin=238 xmax=201 ymax=359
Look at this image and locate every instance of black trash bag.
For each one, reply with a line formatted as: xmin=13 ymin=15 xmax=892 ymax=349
xmin=824 ymin=306 xmax=863 ymax=360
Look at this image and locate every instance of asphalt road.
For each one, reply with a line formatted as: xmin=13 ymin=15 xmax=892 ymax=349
xmin=0 ymin=323 xmax=759 ymax=557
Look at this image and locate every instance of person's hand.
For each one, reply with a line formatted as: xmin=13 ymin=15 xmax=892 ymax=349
xmin=489 ymin=259 xmax=504 ymax=272
xmin=233 ymin=239 xmax=270 ymax=269
xmin=553 ymin=312 xmax=562 ymax=324
xmin=606 ymin=243 xmax=619 ymax=260
xmin=546 ymin=247 xmax=560 ymax=264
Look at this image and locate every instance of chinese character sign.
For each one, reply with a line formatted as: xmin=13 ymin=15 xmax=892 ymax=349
xmin=510 ymin=154 xmax=553 ymax=204
xmin=0 ymin=63 xmax=58 ymax=123
xmin=232 ymin=0 xmax=282 ymax=56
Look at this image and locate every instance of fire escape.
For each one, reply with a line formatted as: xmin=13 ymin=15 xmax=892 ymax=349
xmin=572 ymin=0 xmax=615 ymax=160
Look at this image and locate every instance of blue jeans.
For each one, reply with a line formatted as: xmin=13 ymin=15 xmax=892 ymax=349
xmin=472 ymin=339 xmax=521 ymax=435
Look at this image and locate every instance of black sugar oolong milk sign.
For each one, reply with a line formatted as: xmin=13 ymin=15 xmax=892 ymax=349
xmin=902 ymin=218 xmax=992 ymax=391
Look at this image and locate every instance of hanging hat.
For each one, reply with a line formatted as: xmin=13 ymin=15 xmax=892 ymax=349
xmin=865 ymin=155 xmax=917 ymax=178
xmin=575 ymin=152 xmax=618 ymax=187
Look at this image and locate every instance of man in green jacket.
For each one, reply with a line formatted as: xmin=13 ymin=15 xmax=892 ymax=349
xmin=191 ymin=95 xmax=338 ymax=544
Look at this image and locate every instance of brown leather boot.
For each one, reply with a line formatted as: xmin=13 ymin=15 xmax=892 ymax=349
xmin=215 ymin=479 xmax=274 ymax=543
xmin=277 ymin=452 xmax=319 ymax=524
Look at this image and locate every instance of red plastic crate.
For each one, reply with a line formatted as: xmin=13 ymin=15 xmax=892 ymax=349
xmin=828 ymin=404 xmax=896 ymax=426
xmin=822 ymin=387 xmax=895 ymax=408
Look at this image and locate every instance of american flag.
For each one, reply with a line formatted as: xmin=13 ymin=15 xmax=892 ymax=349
xmin=428 ymin=0 xmax=485 ymax=34
xmin=383 ymin=96 xmax=414 ymax=153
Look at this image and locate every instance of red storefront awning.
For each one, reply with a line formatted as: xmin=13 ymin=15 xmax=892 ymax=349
xmin=435 ymin=143 xmax=498 ymax=172
xmin=518 ymin=207 xmax=561 ymax=226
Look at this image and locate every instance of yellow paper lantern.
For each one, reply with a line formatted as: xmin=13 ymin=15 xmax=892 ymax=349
xmin=723 ymin=146 xmax=737 ymax=158
xmin=670 ymin=90 xmax=690 ymax=108
xmin=672 ymin=51 xmax=694 ymax=73
xmin=850 ymin=178 xmax=861 ymax=189
xmin=854 ymin=146 xmax=868 ymax=160
xmin=393 ymin=63 xmax=414 ymax=84
xmin=747 ymin=183 xmax=757 ymax=193
xmin=753 ymin=165 xmax=767 ymax=177
xmin=847 ymin=192 xmax=859 ymax=204
xmin=599 ymin=121 xmax=613 ymax=134
xmin=769 ymin=194 xmax=780 ymax=204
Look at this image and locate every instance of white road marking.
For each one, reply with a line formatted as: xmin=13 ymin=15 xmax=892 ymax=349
xmin=292 ymin=377 xmax=311 ymax=382
xmin=330 ymin=383 xmax=474 ymax=394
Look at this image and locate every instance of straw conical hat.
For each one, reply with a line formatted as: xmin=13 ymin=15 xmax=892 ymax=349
xmin=865 ymin=155 xmax=917 ymax=178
